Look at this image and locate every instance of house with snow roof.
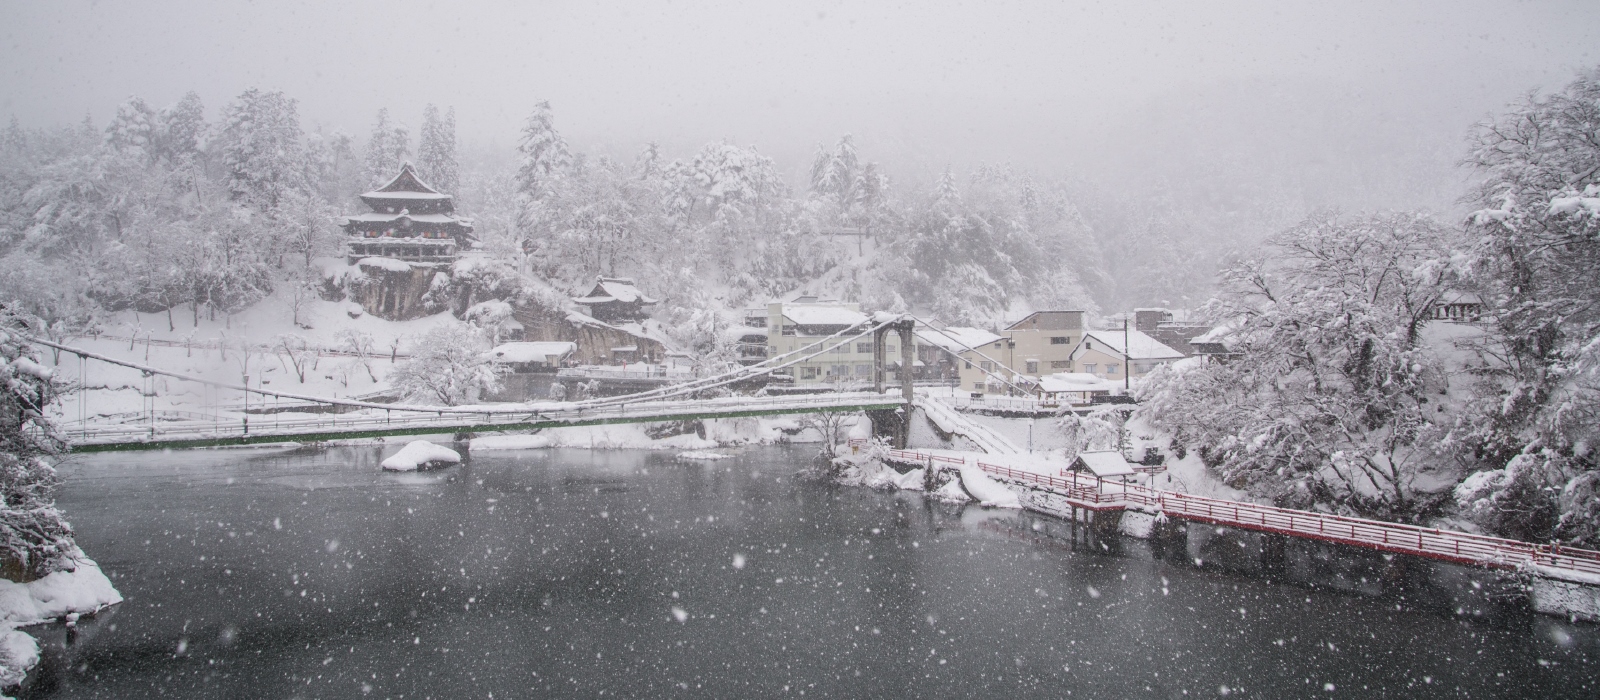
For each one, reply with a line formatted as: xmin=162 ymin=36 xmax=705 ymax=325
xmin=954 ymin=311 xmax=1088 ymax=395
xmin=1068 ymin=328 xmax=1184 ymax=385
xmin=1069 ymin=450 xmax=1136 ymax=480
xmin=1038 ymin=372 xmax=1117 ymax=405
xmin=1133 ymin=308 xmax=1213 ymax=357
xmin=483 ymin=341 xmax=577 ymax=401
xmin=762 ymin=296 xmax=873 ymax=385
xmin=573 ymin=277 xmax=658 ymax=323
xmin=916 ymin=325 xmax=1003 ymax=383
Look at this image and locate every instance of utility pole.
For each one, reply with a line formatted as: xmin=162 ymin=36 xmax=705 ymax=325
xmin=1123 ymin=318 xmax=1131 ymax=393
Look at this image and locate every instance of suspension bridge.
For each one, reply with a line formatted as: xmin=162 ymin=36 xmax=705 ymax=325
xmin=39 ymin=315 xmax=944 ymax=453
xmin=36 ymin=316 xmax=1600 ymax=592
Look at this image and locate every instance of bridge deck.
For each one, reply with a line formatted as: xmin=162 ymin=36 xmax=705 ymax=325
xmin=68 ymin=393 xmax=905 ymax=452
xmin=871 ymin=444 xmax=1600 ymax=581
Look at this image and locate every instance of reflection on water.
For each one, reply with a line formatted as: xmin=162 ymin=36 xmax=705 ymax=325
xmin=25 ymin=444 xmax=1600 ymax=698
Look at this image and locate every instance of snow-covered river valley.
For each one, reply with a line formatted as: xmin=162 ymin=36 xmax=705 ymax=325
xmin=21 ymin=444 xmax=1600 ymax=698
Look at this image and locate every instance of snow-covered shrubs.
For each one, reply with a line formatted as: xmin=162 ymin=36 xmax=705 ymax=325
xmin=1453 ymin=67 xmax=1600 ymax=546
xmin=387 ymin=321 xmax=504 ymax=405
xmin=1138 ymin=212 xmax=1461 ymax=521
xmin=0 ymin=314 xmax=76 ymax=581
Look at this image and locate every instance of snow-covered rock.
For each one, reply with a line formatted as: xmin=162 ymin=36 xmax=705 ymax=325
xmin=678 ymin=450 xmax=730 ymax=460
xmin=957 ymin=464 xmax=1022 ymax=508
xmin=380 ymin=441 xmax=461 ymax=471
xmin=0 ymin=555 xmax=121 ymax=690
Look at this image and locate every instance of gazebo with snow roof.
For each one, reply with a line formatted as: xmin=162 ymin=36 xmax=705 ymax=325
xmin=573 ymin=277 xmax=658 ymax=323
xmin=342 ymin=163 xmax=476 ymax=263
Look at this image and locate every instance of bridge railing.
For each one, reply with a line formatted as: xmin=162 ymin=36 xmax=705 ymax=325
xmin=860 ymin=441 xmax=1600 ymax=577
xmin=68 ymin=392 xmax=906 ymax=445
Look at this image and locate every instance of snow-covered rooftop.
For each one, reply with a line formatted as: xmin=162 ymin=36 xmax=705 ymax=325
xmin=488 ymin=342 xmax=576 ymax=365
xmin=565 ymin=311 xmax=674 ymax=347
xmin=343 ymin=212 xmax=467 ymax=225
xmin=782 ymin=305 xmax=867 ymax=327
xmin=1038 ymin=372 xmax=1116 ymax=394
xmin=574 ymin=277 xmax=658 ymax=305
xmin=1078 ymin=329 xmax=1184 ymax=361
xmin=363 ymin=163 xmax=449 ymax=199
xmin=917 ymin=326 xmax=1003 ymax=353
xmin=1073 ymin=450 xmax=1135 ymax=478
xmin=356 ymin=257 xmax=412 ymax=273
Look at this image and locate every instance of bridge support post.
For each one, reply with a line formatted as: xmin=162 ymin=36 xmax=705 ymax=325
xmin=872 ymin=327 xmax=887 ymax=394
xmin=895 ymin=319 xmax=916 ymax=449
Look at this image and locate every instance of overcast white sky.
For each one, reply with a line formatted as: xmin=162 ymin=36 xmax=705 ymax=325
xmin=4 ymin=1 xmax=1598 ymax=191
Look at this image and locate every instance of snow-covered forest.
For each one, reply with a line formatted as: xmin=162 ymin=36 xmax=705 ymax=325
xmin=2 ymin=68 xmax=1599 ymax=549
xmin=0 ymin=89 xmax=1322 ymax=350
xmin=1140 ymin=68 xmax=1600 ymax=547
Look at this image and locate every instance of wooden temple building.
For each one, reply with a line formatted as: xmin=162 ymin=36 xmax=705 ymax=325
xmin=572 ymin=277 xmax=658 ymax=323
xmin=342 ymin=163 xmax=476 ymax=263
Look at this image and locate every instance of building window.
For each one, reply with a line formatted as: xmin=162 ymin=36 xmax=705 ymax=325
xmin=1025 ymin=360 xmax=1038 ymax=374
xmin=886 ymin=345 xmax=897 ymax=354
xmin=1050 ymin=337 xmax=1069 ymax=345
xmin=965 ymin=360 xmax=972 ymax=370
xmin=1083 ymin=364 xmax=1097 ymax=374
xmin=974 ymin=382 xmax=985 ymax=390
xmin=801 ymin=367 xmax=820 ymax=379
xmin=856 ymin=365 xmax=872 ymax=376
xmin=857 ymin=342 xmax=872 ymax=354
xmin=782 ymin=325 xmax=796 ymax=336
xmin=1106 ymin=363 xmax=1119 ymax=375
xmin=831 ymin=344 xmax=848 ymax=354
xmin=980 ymin=361 xmax=992 ymax=371
xmin=1050 ymin=360 xmax=1071 ymax=369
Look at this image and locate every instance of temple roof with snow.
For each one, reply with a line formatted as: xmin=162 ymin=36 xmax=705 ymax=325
xmin=359 ymin=164 xmax=456 ymax=214
xmin=341 ymin=163 xmax=475 ymax=264
xmin=572 ymin=278 xmax=659 ymax=324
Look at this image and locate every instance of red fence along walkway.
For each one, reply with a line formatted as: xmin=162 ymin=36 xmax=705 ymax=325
xmin=854 ymin=440 xmax=1600 ymax=581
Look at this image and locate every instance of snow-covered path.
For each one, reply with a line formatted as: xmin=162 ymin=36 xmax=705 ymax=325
xmin=917 ymin=396 xmax=1021 ymax=455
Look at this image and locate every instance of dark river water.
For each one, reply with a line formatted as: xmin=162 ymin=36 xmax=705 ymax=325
xmin=23 ymin=444 xmax=1600 ymax=698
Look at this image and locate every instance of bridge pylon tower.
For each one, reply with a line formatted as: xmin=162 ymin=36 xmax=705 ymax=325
xmin=870 ymin=318 xmax=917 ymax=448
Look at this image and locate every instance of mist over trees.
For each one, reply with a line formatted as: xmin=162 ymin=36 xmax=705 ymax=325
xmin=1 ymin=68 xmax=1599 ymax=543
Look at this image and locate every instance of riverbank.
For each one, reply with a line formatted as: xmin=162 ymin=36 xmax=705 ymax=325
xmin=0 ymin=554 xmax=120 ymax=696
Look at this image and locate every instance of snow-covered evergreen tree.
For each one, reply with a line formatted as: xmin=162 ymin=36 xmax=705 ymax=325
xmin=0 ymin=312 xmax=76 ymax=581
xmin=104 ymin=96 xmax=159 ymax=160
xmin=417 ymin=104 xmax=458 ymax=194
xmin=154 ymin=91 xmax=206 ymax=165
xmin=363 ymin=108 xmax=410 ymax=187
xmin=513 ymin=102 xmax=573 ymax=259
xmin=216 ymin=88 xmax=308 ymax=210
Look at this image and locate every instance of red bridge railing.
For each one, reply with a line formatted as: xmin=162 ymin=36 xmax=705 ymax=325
xmin=850 ymin=439 xmax=1600 ymax=577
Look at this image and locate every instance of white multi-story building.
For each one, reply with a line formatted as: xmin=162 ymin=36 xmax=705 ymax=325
xmin=763 ymin=296 xmax=877 ymax=385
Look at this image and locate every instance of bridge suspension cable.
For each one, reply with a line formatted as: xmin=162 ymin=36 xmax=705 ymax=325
xmin=29 ymin=315 xmax=912 ymax=418
xmin=567 ymin=315 xmax=905 ymax=411
xmin=906 ymin=316 xmax=1041 ymax=397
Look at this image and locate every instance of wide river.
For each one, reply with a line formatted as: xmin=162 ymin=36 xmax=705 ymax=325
xmin=22 ymin=444 xmax=1600 ymax=698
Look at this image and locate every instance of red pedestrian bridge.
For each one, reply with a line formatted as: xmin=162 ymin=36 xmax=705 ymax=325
xmin=862 ymin=441 xmax=1600 ymax=581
